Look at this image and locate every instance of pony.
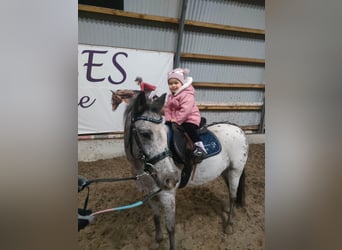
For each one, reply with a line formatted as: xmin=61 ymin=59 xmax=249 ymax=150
xmin=121 ymin=91 xmax=248 ymax=250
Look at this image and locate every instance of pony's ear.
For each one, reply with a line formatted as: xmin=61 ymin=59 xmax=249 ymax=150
xmin=132 ymin=91 xmax=146 ymax=116
xmin=151 ymin=93 xmax=166 ymax=113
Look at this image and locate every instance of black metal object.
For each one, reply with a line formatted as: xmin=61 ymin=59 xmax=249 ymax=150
xmin=174 ymin=0 xmax=188 ymax=68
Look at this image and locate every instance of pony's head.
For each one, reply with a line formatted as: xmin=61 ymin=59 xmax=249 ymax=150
xmin=124 ymin=91 xmax=180 ymax=190
xmin=111 ymin=90 xmax=140 ymax=111
xmin=111 ymin=90 xmax=122 ymax=111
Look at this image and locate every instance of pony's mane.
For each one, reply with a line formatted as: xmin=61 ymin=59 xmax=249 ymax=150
xmin=123 ymin=92 xmax=156 ymax=121
xmin=123 ymin=96 xmax=134 ymax=121
xmin=124 ymin=91 xmax=166 ymax=124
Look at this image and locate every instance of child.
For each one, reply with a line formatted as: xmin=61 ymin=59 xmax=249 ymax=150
xmin=164 ymin=68 xmax=207 ymax=162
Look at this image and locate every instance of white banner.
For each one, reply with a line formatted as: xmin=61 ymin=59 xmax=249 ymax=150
xmin=78 ymin=44 xmax=173 ymax=134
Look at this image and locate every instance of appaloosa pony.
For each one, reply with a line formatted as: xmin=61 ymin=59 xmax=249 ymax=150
xmin=121 ymin=91 xmax=248 ymax=250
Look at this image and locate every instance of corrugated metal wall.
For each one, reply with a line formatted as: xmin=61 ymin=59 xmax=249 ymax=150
xmin=124 ymin=0 xmax=265 ymax=30
xmin=180 ymin=60 xmax=264 ymax=83
xmin=182 ymin=28 xmax=265 ymax=58
xmin=79 ymin=15 xmax=178 ymax=52
xmin=125 ymin=0 xmax=182 ymax=18
xmin=186 ymin=0 xmax=265 ymax=29
xmin=79 ymin=0 xmax=265 ymax=133
xmin=201 ymin=110 xmax=261 ymax=127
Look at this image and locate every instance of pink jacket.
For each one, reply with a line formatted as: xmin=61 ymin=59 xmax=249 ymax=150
xmin=164 ymin=77 xmax=201 ymax=126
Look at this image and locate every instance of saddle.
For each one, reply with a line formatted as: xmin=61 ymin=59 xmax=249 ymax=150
xmin=167 ymin=118 xmax=222 ymax=188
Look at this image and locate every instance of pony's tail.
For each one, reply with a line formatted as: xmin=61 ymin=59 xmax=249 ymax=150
xmin=236 ymin=170 xmax=245 ymax=207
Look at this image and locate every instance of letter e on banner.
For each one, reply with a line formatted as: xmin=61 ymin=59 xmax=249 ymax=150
xmin=82 ymin=50 xmax=107 ymax=82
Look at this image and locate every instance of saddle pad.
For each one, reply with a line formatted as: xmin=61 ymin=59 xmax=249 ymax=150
xmin=200 ymin=130 xmax=222 ymax=158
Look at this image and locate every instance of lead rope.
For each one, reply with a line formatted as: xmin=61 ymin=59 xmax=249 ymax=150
xmin=78 ymin=173 xmax=148 ymax=214
xmin=90 ymin=188 xmax=161 ymax=216
xmin=78 ymin=173 xmax=160 ymax=231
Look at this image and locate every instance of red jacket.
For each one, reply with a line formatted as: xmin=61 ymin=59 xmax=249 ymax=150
xmin=140 ymin=82 xmax=156 ymax=92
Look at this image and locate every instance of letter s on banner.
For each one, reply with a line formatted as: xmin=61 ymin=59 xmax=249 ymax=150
xmin=108 ymin=52 xmax=128 ymax=84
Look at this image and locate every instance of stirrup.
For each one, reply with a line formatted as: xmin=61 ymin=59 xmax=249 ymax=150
xmin=193 ymin=147 xmax=206 ymax=163
xmin=193 ymin=147 xmax=205 ymax=157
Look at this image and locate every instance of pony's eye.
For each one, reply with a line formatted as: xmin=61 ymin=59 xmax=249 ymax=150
xmin=140 ymin=131 xmax=152 ymax=140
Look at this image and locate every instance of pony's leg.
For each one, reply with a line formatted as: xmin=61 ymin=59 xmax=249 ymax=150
xmin=148 ymin=197 xmax=163 ymax=243
xmin=221 ymin=168 xmax=235 ymax=234
xmin=159 ymin=190 xmax=177 ymax=250
xmin=221 ymin=168 xmax=245 ymax=234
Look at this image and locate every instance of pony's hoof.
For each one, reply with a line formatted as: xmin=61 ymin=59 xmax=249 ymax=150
xmin=155 ymin=234 xmax=163 ymax=243
xmin=151 ymin=241 xmax=160 ymax=250
xmin=224 ymin=224 xmax=234 ymax=234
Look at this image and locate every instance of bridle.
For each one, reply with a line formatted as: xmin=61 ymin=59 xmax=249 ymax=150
xmin=130 ymin=114 xmax=171 ymax=176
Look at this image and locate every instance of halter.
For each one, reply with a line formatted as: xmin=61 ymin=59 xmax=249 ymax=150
xmin=130 ymin=115 xmax=171 ymax=175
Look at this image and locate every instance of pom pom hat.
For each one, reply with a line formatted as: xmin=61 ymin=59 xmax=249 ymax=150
xmin=167 ymin=68 xmax=190 ymax=85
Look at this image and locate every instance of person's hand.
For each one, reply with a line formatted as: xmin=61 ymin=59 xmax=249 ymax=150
xmin=78 ymin=209 xmax=94 ymax=231
xmin=78 ymin=218 xmax=89 ymax=231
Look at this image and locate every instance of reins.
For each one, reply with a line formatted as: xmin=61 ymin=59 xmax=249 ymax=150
xmin=78 ymin=173 xmax=148 ymax=192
